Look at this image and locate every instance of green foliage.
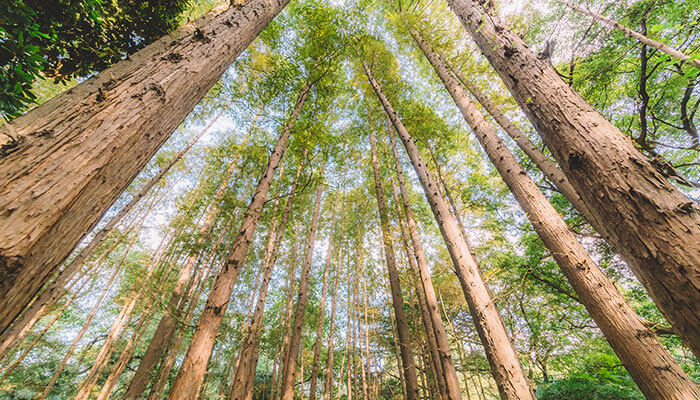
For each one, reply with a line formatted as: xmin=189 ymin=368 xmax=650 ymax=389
xmin=0 ymin=0 xmax=189 ymax=118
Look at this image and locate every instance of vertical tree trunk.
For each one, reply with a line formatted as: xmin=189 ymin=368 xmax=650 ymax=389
xmin=228 ymin=158 xmax=304 ymax=400
xmin=168 ymin=79 xmax=312 ymax=400
xmin=390 ymin=171 xmax=461 ymax=400
xmin=412 ymin=26 xmax=700 ymax=400
xmin=309 ymin=204 xmax=339 ymax=400
xmin=368 ymin=129 xmax=421 ymax=400
xmin=390 ymin=178 xmax=447 ymax=400
xmin=382 ymin=278 xmax=406 ymax=400
xmin=322 ymin=244 xmax=344 ymax=400
xmin=123 ymin=112 xmax=257 ymax=400
xmin=274 ymin=219 xmax=303 ymax=400
xmin=436 ymin=51 xmax=591 ymax=221
xmin=447 ymin=0 xmax=700 ymax=356
xmin=280 ymin=165 xmax=326 ymax=400
xmin=0 ymin=0 xmax=292 ymax=334
xmin=361 ymin=60 xmax=534 ymax=400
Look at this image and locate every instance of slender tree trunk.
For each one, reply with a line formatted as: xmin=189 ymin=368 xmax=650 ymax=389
xmin=123 ymin=113 xmax=257 ymax=400
xmin=368 ymin=129 xmax=421 ymax=400
xmin=280 ymin=166 xmax=326 ymax=400
xmin=382 ymin=278 xmax=406 ymax=400
xmin=555 ymin=0 xmax=700 ymax=69
xmin=36 ymin=241 xmax=132 ymax=400
xmin=388 ymin=130 xmax=464 ymax=400
xmin=0 ymin=0 xmax=292 ymax=334
xmin=228 ymin=158 xmax=303 ymax=400
xmin=390 ymin=179 xmax=446 ymax=400
xmin=436 ymin=51 xmax=591 ymax=221
xmin=0 ymin=274 xmax=92 ymax=378
xmin=274 ymin=219 xmax=303 ymax=400
xmin=95 ymin=312 xmax=154 ymax=400
xmin=309 ymin=204 xmax=339 ymax=400
xmin=447 ymin=0 xmax=700 ymax=356
xmin=168 ymin=79 xmax=312 ymax=400
xmin=322 ymin=245 xmax=343 ymax=400
xmin=412 ymin=26 xmax=700 ymax=399
xmin=362 ymin=60 xmax=534 ymax=400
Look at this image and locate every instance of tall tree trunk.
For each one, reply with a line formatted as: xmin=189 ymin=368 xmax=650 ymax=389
xmin=361 ymin=60 xmax=534 ymax=400
xmin=368 ymin=129 xmax=421 ymax=400
xmin=555 ymin=0 xmax=700 ymax=69
xmin=412 ymin=26 xmax=700 ymax=400
xmin=447 ymin=0 xmax=700 ymax=356
xmin=390 ymin=178 xmax=447 ymax=400
xmin=280 ymin=165 xmax=326 ymax=400
xmin=36 ymin=239 xmax=133 ymax=400
xmin=7 ymin=102 xmax=229 ymax=354
xmin=382 ymin=278 xmax=406 ymax=400
xmin=389 ymin=162 xmax=462 ymax=400
xmin=274 ymin=219 xmax=303 ymax=400
xmin=436 ymin=51 xmax=591 ymax=221
xmin=322 ymin=244 xmax=344 ymax=400
xmin=0 ymin=183 xmax=164 ymax=361
xmin=0 ymin=0 xmax=292 ymax=333
xmin=309 ymin=204 xmax=339 ymax=400
xmin=167 ymin=78 xmax=312 ymax=400
xmin=95 ymin=312 xmax=154 ymax=400
xmin=228 ymin=157 xmax=304 ymax=400
xmin=123 ymin=111 xmax=257 ymax=400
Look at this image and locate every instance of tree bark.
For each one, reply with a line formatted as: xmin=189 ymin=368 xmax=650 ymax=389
xmin=322 ymin=244 xmax=344 ymax=400
xmin=447 ymin=0 xmax=700 ymax=357
xmin=167 ymin=79 xmax=311 ymax=400
xmin=122 ymin=109 xmax=257 ymax=400
xmin=368 ymin=129 xmax=421 ymax=400
xmin=388 ymin=131 xmax=463 ymax=400
xmin=0 ymin=0 xmax=292 ymax=334
xmin=361 ymin=60 xmax=534 ymax=400
xmin=412 ymin=26 xmax=700 ymax=400
xmin=280 ymin=165 xmax=326 ymax=400
xmin=437 ymin=52 xmax=591 ymax=221
xmin=228 ymin=157 xmax=304 ymax=400
xmin=309 ymin=204 xmax=339 ymax=400
xmin=556 ymin=0 xmax=700 ymax=69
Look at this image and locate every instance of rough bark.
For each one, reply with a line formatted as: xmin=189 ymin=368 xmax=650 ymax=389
xmin=556 ymin=0 xmax=700 ymax=69
xmin=388 ymin=131 xmax=463 ymax=400
xmin=228 ymin=158 xmax=303 ymax=400
xmin=280 ymin=166 xmax=325 ymax=400
xmin=391 ymin=178 xmax=447 ymax=400
xmin=361 ymin=60 xmax=534 ymax=400
xmin=447 ymin=0 xmax=700 ymax=357
xmin=368 ymin=129 xmax=421 ymax=400
xmin=413 ymin=26 xmax=700 ymax=399
xmin=0 ymin=0 xmax=292 ymax=333
xmin=309 ymin=204 xmax=339 ymax=400
xmin=167 ymin=79 xmax=310 ymax=399
xmin=322 ymin=245 xmax=343 ymax=400
xmin=122 ymin=110 xmax=257 ymax=400
xmin=437 ymin=51 xmax=591 ymax=221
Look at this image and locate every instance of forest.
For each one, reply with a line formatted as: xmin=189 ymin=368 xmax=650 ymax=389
xmin=0 ymin=0 xmax=698 ymax=399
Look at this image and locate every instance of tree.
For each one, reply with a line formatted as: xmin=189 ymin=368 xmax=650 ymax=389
xmin=446 ymin=0 xmax=700 ymax=357
xmin=0 ymin=0 xmax=291 ymax=335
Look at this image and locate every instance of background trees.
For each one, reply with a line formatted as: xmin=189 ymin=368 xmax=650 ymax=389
xmin=0 ymin=0 xmax=698 ymax=399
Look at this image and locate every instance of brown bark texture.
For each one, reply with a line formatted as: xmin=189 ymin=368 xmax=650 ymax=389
xmin=368 ymin=129 xmax=421 ymax=400
xmin=388 ymin=130 xmax=463 ymax=400
xmin=447 ymin=0 xmax=700 ymax=357
xmin=280 ymin=166 xmax=325 ymax=400
xmin=167 ymin=79 xmax=310 ymax=400
xmin=412 ymin=25 xmax=700 ymax=400
xmin=361 ymin=59 xmax=535 ymax=400
xmin=0 ymin=0 xmax=290 ymax=334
